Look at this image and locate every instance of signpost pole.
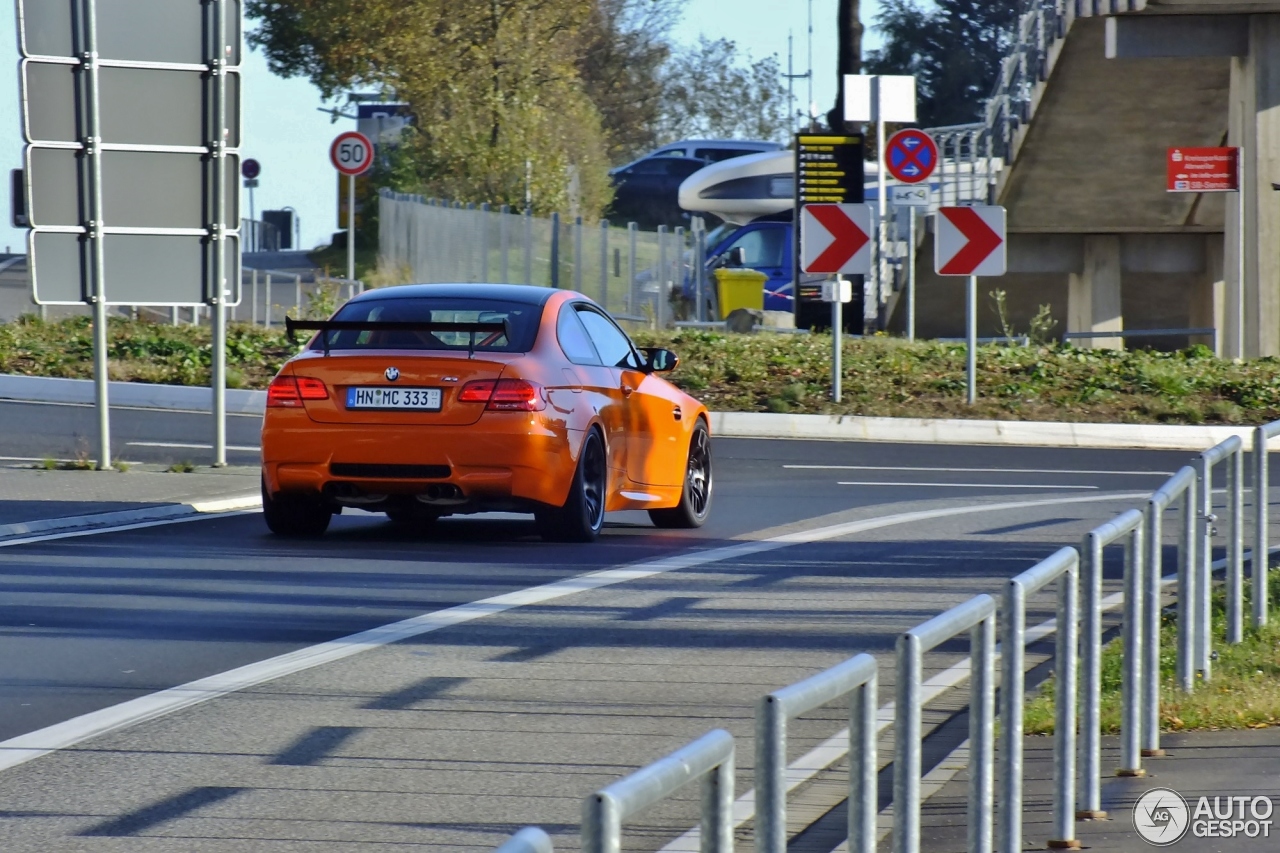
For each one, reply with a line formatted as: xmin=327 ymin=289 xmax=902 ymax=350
xmin=85 ymin=0 xmax=111 ymax=470
xmin=907 ymin=209 xmax=916 ymax=342
xmin=347 ymin=171 xmax=356 ymax=285
xmin=875 ymin=81 xmax=886 ymax=324
xmin=1237 ymin=170 xmax=1245 ymax=360
xmin=210 ymin=0 xmax=229 ymax=467
xmin=832 ymin=283 xmax=842 ymax=402
xmin=966 ymin=275 xmax=977 ymax=404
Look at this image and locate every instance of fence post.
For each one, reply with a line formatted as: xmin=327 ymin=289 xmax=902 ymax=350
xmin=1118 ymin=524 xmax=1145 ymax=777
xmin=264 ymin=273 xmax=272 ymax=328
xmin=480 ymin=202 xmax=491 ymax=283
xmin=706 ymin=749 xmax=734 ymax=853
xmin=1051 ymin=563 xmax=1080 ymax=848
xmin=1195 ymin=455 xmax=1213 ymax=681
xmin=627 ymin=222 xmax=638 ymax=311
xmin=1228 ymin=448 xmax=1244 ymax=643
xmin=599 ymin=219 xmax=609 ymax=309
xmin=1178 ymin=477 xmax=1199 ymax=691
xmin=970 ymin=613 xmax=996 ymax=853
xmin=573 ymin=216 xmax=584 ymax=292
xmin=656 ymin=225 xmax=668 ymax=329
xmin=1000 ymin=577 xmax=1026 ymax=853
xmin=850 ymin=673 xmax=877 ymax=853
xmin=893 ymin=631 xmax=923 ymax=853
xmin=755 ymin=695 xmax=785 ymax=853
xmin=251 ymin=269 xmax=259 ymax=325
xmin=1256 ymin=425 xmax=1270 ymax=630
xmin=523 ymin=208 xmax=533 ymax=286
xmin=294 ymin=275 xmax=301 ymax=317
xmin=1143 ymin=496 xmax=1165 ymax=757
xmin=500 ymin=204 xmax=510 ymax=284
xmin=1078 ymin=530 xmax=1105 ymax=818
xmin=550 ymin=212 xmax=561 ymax=289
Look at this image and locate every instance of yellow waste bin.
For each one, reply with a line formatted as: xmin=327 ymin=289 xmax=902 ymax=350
xmin=714 ymin=268 xmax=767 ymax=316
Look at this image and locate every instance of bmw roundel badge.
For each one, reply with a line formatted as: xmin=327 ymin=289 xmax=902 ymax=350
xmin=384 ymin=367 xmax=400 ymax=382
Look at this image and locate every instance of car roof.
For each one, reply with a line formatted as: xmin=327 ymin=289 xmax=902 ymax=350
xmin=348 ymin=283 xmax=559 ymax=307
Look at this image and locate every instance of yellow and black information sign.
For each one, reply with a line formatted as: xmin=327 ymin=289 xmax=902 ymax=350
xmin=793 ymin=134 xmax=864 ymax=327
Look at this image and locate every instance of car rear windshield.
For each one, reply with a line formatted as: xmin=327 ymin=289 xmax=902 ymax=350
xmin=311 ymin=297 xmax=542 ymax=353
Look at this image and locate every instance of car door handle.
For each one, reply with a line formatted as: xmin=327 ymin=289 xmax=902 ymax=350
xmin=673 ymin=406 xmax=682 ymax=421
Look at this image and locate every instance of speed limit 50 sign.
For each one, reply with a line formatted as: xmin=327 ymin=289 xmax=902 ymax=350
xmin=330 ymin=131 xmax=374 ymax=176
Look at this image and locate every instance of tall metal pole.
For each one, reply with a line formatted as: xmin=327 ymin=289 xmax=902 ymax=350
xmin=1237 ymin=178 xmax=1245 ymax=360
xmin=832 ymin=284 xmax=842 ymax=402
xmin=210 ymin=0 xmax=230 ymax=467
xmin=907 ymin=209 xmax=916 ymax=341
xmin=84 ymin=0 xmax=111 ymax=470
xmin=875 ymin=78 xmax=886 ymax=322
xmin=347 ymin=171 xmax=356 ymax=285
xmin=966 ymin=275 xmax=977 ymax=404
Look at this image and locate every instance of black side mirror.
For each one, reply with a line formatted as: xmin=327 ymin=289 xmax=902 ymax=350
xmin=728 ymin=247 xmax=747 ymax=267
xmin=641 ymin=347 xmax=679 ymax=374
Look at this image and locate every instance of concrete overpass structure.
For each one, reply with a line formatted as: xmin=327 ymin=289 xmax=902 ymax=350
xmin=902 ymin=0 xmax=1280 ymax=356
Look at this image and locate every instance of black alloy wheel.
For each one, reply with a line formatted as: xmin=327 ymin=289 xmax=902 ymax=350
xmin=537 ymin=429 xmax=607 ymax=542
xmin=649 ymin=420 xmax=712 ymax=529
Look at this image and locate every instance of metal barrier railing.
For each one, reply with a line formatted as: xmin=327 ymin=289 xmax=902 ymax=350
xmin=895 ymin=594 xmax=997 ymax=853
xmin=1145 ymin=466 xmax=1196 ymax=748
xmin=1255 ymin=424 xmax=1280 ymax=628
xmin=1001 ymin=546 xmax=1079 ymax=852
xmin=756 ymin=653 xmax=877 ymax=853
xmin=1194 ymin=437 xmax=1245 ymax=676
xmin=495 ymin=827 xmax=553 ymax=853
xmin=1080 ymin=508 xmax=1144 ymax=812
xmin=582 ymin=729 xmax=734 ymax=853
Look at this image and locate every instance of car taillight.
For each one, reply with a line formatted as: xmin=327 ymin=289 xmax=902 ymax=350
xmin=296 ymin=377 xmax=329 ymax=399
xmin=458 ymin=379 xmax=545 ymax=411
xmin=487 ymin=379 xmax=545 ymax=411
xmin=267 ymin=376 xmax=328 ymax=407
xmin=458 ymin=379 xmax=497 ymax=402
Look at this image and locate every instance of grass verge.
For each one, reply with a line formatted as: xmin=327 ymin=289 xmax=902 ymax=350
xmin=1025 ymin=568 xmax=1280 ymax=734
xmin=4 ymin=318 xmax=1280 ymax=425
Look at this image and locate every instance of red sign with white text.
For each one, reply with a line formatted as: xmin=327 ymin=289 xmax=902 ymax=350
xmin=1167 ymin=147 xmax=1238 ymax=193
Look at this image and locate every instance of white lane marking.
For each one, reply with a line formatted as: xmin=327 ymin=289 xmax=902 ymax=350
xmin=786 ymin=464 xmax=1174 ymax=476
xmin=0 ymin=491 xmax=1150 ymax=773
xmin=839 ymin=481 xmax=1098 ymax=490
xmin=126 ymin=441 xmax=260 ymax=452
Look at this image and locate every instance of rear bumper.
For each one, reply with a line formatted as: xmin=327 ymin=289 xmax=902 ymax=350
xmin=262 ymin=410 xmax=580 ymax=509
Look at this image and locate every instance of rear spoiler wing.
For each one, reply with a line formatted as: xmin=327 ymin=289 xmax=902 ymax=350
xmin=284 ymin=317 xmax=510 ymax=357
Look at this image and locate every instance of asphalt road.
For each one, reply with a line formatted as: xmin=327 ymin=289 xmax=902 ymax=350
xmin=0 ymin=419 xmax=1199 ymax=851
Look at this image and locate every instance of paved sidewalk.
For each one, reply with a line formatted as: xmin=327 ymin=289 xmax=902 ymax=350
xmin=920 ymin=728 xmax=1280 ymax=853
xmin=0 ymin=463 xmax=260 ymax=537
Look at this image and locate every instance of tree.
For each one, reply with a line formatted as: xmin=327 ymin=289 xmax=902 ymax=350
xmin=657 ymin=37 xmax=790 ymax=144
xmin=577 ymin=0 xmax=681 ymax=163
xmin=825 ymin=0 xmax=863 ymax=133
xmin=864 ymin=0 xmax=1019 ymax=129
xmin=247 ymin=0 xmax=613 ymax=216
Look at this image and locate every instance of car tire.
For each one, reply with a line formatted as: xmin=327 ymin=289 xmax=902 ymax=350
xmin=536 ymin=429 xmax=607 ymax=543
xmin=262 ymin=478 xmax=331 ymax=538
xmin=649 ymin=419 xmax=712 ymax=529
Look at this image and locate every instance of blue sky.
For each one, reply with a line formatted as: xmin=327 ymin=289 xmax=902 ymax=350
xmin=0 ymin=0 xmax=883 ymax=253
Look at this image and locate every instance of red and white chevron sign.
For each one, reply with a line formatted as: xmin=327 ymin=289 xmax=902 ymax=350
xmin=935 ymin=206 xmax=1006 ymax=276
xmin=800 ymin=203 xmax=872 ymax=275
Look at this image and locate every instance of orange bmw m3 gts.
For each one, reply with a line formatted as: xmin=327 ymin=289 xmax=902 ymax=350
xmin=261 ymin=283 xmax=712 ymax=542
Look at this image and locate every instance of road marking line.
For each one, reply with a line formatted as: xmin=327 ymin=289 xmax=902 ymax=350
xmin=126 ymin=441 xmax=260 ymax=452
xmin=785 ymin=464 xmax=1174 ymax=476
xmin=0 ymin=491 xmax=1149 ymax=775
xmin=838 ymin=481 xmax=1098 ymax=490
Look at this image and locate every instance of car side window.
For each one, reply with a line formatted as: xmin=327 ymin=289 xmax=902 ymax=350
xmin=723 ymin=227 xmax=785 ymax=267
xmin=576 ymin=307 xmax=641 ymax=369
xmin=557 ymin=304 xmax=601 ymax=365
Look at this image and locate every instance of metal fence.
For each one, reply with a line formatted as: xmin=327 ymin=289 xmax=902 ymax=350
xmin=495 ymin=420 xmax=1278 ymax=853
xmin=379 ymin=191 xmax=700 ymax=328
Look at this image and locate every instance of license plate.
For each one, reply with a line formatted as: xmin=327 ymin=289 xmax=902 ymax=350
xmin=346 ymin=386 xmax=442 ymax=411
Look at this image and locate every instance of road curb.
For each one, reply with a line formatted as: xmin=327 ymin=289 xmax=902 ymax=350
xmin=0 ymin=372 xmax=1268 ymax=451
xmin=0 ymin=493 xmax=261 ymax=541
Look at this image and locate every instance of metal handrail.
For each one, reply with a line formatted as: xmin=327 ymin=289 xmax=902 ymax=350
xmin=895 ymin=594 xmax=997 ymax=853
xmin=756 ymin=653 xmax=877 ymax=853
xmin=495 ymin=827 xmax=553 ymax=853
xmin=1254 ymin=422 xmax=1280 ymax=628
xmin=1146 ymin=466 xmax=1197 ymax=751
xmin=1195 ymin=437 xmax=1245 ymax=676
xmin=582 ymin=729 xmax=734 ymax=853
xmin=1001 ymin=546 xmax=1079 ymax=852
xmin=1080 ymin=508 xmax=1144 ymax=813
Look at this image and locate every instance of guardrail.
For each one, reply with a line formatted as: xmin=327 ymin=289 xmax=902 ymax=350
xmin=1001 ymin=546 xmax=1079 ymax=851
xmin=756 ymin=653 xmax=877 ymax=853
xmin=895 ymin=595 xmax=997 ymax=853
xmin=502 ymin=417 xmax=1280 ymax=853
xmin=495 ymin=827 xmax=553 ymax=853
xmin=582 ymin=729 xmax=734 ymax=853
